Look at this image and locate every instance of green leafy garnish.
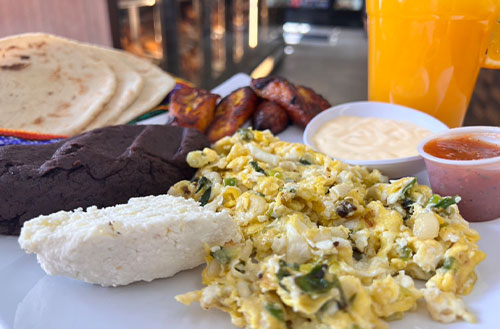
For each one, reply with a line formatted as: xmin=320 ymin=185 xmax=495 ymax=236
xmin=442 ymin=256 xmax=457 ymax=271
xmin=427 ymin=195 xmax=461 ymax=209
xmin=401 ymin=198 xmax=414 ymax=221
xmin=238 ymin=128 xmax=254 ymax=141
xmin=268 ymin=169 xmax=283 ymax=179
xmin=396 ymin=178 xmax=417 ymax=221
xmin=223 ymin=177 xmax=237 ymax=186
xmin=210 ymin=248 xmax=232 ymax=265
xmin=295 ymin=264 xmax=335 ymax=294
xmin=351 ymin=325 xmax=363 ymax=329
xmin=265 ymin=303 xmax=285 ymax=322
xmin=199 ymin=186 xmax=211 ymax=206
xmin=277 ymin=260 xmax=292 ymax=280
xmin=299 ymin=158 xmax=312 ymax=165
xmin=276 ymin=261 xmax=293 ymax=291
xmin=196 ymin=176 xmax=212 ymax=206
xmin=250 ymin=160 xmax=266 ymax=175
xmin=196 ymin=176 xmax=211 ymax=193
xmin=401 ymin=178 xmax=417 ymax=196
xmin=398 ymin=246 xmax=413 ymax=261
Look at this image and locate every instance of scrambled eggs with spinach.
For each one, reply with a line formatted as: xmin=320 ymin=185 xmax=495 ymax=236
xmin=169 ymin=128 xmax=485 ymax=329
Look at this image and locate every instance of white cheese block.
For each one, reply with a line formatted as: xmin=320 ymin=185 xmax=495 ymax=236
xmin=19 ymin=194 xmax=241 ymax=287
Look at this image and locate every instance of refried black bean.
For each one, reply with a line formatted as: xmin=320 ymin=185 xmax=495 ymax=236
xmin=0 ymin=125 xmax=210 ymax=235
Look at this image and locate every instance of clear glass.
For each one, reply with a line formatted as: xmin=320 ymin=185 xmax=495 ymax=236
xmin=367 ymin=0 xmax=500 ymax=128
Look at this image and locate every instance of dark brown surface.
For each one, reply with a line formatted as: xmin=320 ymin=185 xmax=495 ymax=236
xmin=252 ymin=101 xmax=289 ymax=134
xmin=106 ymin=0 xmax=121 ymax=49
xmin=206 ymin=87 xmax=258 ymax=142
xmin=0 ymin=125 xmax=210 ymax=235
xmin=465 ymin=69 xmax=500 ymax=127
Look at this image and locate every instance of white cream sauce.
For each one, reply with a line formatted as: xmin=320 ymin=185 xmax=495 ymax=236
xmin=312 ymin=116 xmax=432 ymax=160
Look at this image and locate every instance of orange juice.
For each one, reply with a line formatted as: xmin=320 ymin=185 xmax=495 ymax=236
xmin=367 ymin=0 xmax=500 ymax=128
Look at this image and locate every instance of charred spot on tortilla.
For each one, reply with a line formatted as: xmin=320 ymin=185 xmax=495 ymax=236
xmin=1 ymin=62 xmax=30 ymax=70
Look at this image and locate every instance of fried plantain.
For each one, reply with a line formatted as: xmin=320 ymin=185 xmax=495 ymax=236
xmin=252 ymin=101 xmax=289 ymax=134
xmin=206 ymin=87 xmax=258 ymax=142
xmin=169 ymin=87 xmax=220 ymax=132
xmin=296 ymin=85 xmax=331 ymax=111
xmin=251 ymin=76 xmax=297 ymax=107
xmin=251 ymin=76 xmax=331 ymax=127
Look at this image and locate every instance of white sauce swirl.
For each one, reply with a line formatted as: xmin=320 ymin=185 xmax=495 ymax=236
xmin=312 ymin=116 xmax=432 ymax=160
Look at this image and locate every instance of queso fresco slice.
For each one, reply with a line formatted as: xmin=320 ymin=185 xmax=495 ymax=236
xmin=18 ymin=194 xmax=241 ymax=287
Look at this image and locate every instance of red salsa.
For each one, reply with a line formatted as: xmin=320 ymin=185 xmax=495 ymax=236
xmin=424 ymin=134 xmax=500 ymax=160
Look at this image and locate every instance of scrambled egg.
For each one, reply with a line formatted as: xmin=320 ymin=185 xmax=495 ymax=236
xmin=169 ymin=128 xmax=485 ymax=329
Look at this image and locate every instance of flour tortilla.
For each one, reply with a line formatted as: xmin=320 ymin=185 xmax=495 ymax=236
xmin=83 ymin=49 xmax=144 ymax=131
xmin=0 ymin=33 xmax=117 ymax=135
xmin=107 ymin=50 xmax=175 ymax=125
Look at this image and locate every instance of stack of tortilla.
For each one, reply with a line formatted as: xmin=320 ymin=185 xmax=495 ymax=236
xmin=0 ymin=33 xmax=175 ymax=136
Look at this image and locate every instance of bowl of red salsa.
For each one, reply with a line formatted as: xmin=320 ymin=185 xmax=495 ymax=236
xmin=418 ymin=126 xmax=500 ymax=222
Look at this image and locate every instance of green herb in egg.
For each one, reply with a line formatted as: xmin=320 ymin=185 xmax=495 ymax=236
xmin=442 ymin=256 xmax=458 ymax=271
xmin=211 ymin=247 xmax=232 ymax=265
xmin=295 ymin=264 xmax=335 ymax=294
xmin=401 ymin=178 xmax=417 ymax=196
xmin=196 ymin=176 xmax=211 ymax=193
xmin=265 ymin=303 xmax=285 ymax=322
xmin=238 ymin=128 xmax=254 ymax=141
xmin=224 ymin=177 xmax=237 ymax=186
xmin=427 ymin=194 xmax=461 ymax=209
xmin=250 ymin=161 xmax=267 ymax=175
xmin=299 ymin=158 xmax=312 ymax=165
xmin=398 ymin=246 xmax=413 ymax=260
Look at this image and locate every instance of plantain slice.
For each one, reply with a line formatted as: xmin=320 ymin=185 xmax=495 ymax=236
xmin=206 ymin=87 xmax=258 ymax=142
xmin=296 ymin=85 xmax=331 ymax=113
xmin=251 ymin=76 xmax=331 ymax=127
xmin=169 ymin=87 xmax=220 ymax=133
xmin=252 ymin=101 xmax=289 ymax=134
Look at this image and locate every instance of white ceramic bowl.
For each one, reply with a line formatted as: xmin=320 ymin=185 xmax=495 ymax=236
xmin=303 ymin=101 xmax=449 ymax=178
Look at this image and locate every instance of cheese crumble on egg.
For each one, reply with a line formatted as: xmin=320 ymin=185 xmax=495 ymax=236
xmin=170 ymin=128 xmax=485 ymax=329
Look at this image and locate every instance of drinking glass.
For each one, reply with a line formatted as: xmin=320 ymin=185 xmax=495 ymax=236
xmin=367 ymin=0 xmax=500 ymax=128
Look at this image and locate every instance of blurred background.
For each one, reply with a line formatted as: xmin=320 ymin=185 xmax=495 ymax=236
xmin=0 ymin=0 xmax=498 ymax=125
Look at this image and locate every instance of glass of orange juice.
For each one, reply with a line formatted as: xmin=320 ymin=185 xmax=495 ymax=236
xmin=367 ymin=0 xmax=500 ymax=128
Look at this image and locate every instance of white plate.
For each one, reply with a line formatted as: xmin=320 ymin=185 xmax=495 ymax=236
xmin=1 ymin=74 xmax=499 ymax=329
